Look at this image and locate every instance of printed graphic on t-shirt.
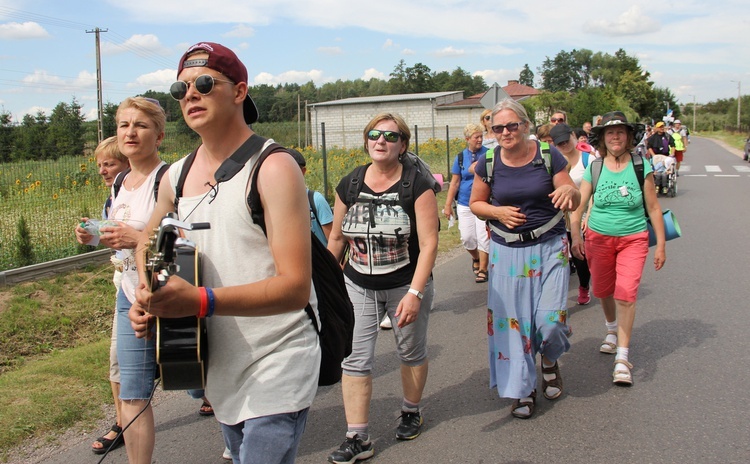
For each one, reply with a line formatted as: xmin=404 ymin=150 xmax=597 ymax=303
xmin=594 ymin=177 xmax=643 ymax=209
xmin=343 ymin=192 xmax=411 ymax=275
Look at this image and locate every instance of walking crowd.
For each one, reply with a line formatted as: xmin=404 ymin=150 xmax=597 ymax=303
xmin=77 ymin=42 xmax=673 ymax=464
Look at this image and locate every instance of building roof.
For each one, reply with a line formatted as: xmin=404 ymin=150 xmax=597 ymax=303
xmin=308 ymin=91 xmax=461 ymax=107
xmin=438 ymin=81 xmax=539 ymax=109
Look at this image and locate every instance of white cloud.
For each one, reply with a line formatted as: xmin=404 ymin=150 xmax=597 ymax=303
xmin=588 ymin=6 xmax=659 ymax=36
xmin=0 ymin=21 xmax=49 ymax=39
xmin=402 ymin=49 xmax=416 ymax=56
xmin=253 ymin=70 xmax=326 ymax=85
xmin=223 ymin=24 xmax=255 ymax=38
xmin=317 ymin=46 xmax=343 ymax=56
xmin=474 ymin=69 xmax=520 ymax=87
xmin=102 ymin=34 xmax=170 ymax=56
xmin=383 ymin=39 xmax=396 ymax=49
xmin=21 ymin=70 xmax=97 ymax=93
xmin=128 ymin=69 xmax=175 ymax=89
xmin=362 ymin=68 xmax=386 ymax=80
xmin=433 ymin=46 xmax=465 ymax=58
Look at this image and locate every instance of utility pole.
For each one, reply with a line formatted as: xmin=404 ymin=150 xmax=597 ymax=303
xmin=86 ymin=27 xmax=108 ymax=143
xmin=691 ymin=94 xmax=696 ymax=133
xmin=731 ymin=80 xmax=741 ymax=130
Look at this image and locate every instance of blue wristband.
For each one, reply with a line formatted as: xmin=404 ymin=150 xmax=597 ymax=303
xmin=205 ymin=287 xmax=216 ymax=317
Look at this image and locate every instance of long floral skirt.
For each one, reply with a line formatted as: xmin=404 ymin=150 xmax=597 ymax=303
xmin=487 ymin=233 xmax=571 ymax=399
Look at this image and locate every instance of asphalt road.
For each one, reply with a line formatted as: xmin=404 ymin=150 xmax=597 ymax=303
xmin=23 ymin=136 xmax=750 ymax=463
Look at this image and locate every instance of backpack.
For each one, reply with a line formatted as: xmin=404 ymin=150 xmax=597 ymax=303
xmin=344 ymin=149 xmax=443 ymax=215
xmin=113 ymin=164 xmax=170 ymax=202
xmin=174 ymin=134 xmax=354 ymax=387
xmin=590 ymin=152 xmax=647 ymax=216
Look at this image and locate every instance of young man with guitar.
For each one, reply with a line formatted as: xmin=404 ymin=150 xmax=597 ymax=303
xmin=131 ymin=42 xmax=319 ymax=464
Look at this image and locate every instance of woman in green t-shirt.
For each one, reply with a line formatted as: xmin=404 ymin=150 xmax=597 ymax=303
xmin=570 ymin=111 xmax=666 ymax=387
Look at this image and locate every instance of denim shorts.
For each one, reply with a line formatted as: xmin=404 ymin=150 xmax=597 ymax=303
xmin=115 ymin=289 xmax=156 ymax=400
xmin=221 ymin=408 xmax=309 ymax=464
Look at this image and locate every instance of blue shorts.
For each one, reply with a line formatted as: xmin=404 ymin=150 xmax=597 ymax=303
xmin=221 ymin=408 xmax=309 ymax=464
xmin=116 ymin=289 xmax=157 ymax=400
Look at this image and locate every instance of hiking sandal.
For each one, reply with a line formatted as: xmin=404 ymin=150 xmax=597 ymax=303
xmin=475 ymin=270 xmax=488 ymax=283
xmin=472 ymin=259 xmax=480 ymax=275
xmin=510 ymin=390 xmax=536 ymax=419
xmin=600 ymin=330 xmax=617 ymax=354
xmin=613 ymin=359 xmax=634 ymax=386
xmin=541 ymin=361 xmax=563 ymax=400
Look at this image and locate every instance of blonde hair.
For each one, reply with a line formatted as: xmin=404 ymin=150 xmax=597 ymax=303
xmin=94 ymin=136 xmax=127 ymax=163
xmin=464 ymin=123 xmax=484 ymax=139
xmin=363 ymin=113 xmax=411 ymax=155
xmin=116 ymin=97 xmax=166 ymax=135
xmin=480 ymin=109 xmax=492 ymax=129
xmin=536 ymin=124 xmax=552 ymax=141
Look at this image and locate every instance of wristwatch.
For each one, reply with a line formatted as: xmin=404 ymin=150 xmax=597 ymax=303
xmin=408 ymin=288 xmax=424 ymax=300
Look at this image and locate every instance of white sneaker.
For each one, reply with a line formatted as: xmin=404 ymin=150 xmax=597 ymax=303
xmin=222 ymin=447 xmax=232 ymax=460
xmin=380 ymin=315 xmax=392 ymax=329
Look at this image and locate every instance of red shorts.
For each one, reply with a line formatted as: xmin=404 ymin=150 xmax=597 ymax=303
xmin=584 ymin=229 xmax=649 ymax=302
xmin=674 ymin=150 xmax=684 ymax=162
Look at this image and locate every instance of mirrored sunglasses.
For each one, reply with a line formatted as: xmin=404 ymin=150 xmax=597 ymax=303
xmin=367 ymin=129 xmax=402 ymax=143
xmin=490 ymin=122 xmax=524 ymax=134
xmin=170 ymin=74 xmax=235 ymax=100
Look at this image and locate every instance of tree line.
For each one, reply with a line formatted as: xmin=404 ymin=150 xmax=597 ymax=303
xmin=1 ymin=48 xmax=746 ymax=162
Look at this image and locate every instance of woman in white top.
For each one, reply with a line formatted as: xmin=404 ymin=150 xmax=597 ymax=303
xmin=550 ymin=123 xmax=593 ymax=305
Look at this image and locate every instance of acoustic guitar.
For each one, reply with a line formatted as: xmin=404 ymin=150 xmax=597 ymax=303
xmin=145 ymin=213 xmax=210 ymax=390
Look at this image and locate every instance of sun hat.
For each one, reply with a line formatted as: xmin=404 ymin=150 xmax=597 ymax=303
xmin=177 ymin=42 xmax=259 ymax=124
xmin=674 ymin=119 xmax=681 ymax=124
xmin=550 ymin=123 xmax=574 ymax=145
xmin=589 ymin=111 xmax=638 ymax=138
xmin=654 ymin=121 xmax=665 ymax=128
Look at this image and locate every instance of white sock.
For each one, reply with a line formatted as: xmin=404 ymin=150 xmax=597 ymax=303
xmin=616 ymin=347 xmax=629 ymax=364
xmin=605 ymin=321 xmax=618 ymax=345
xmin=541 ymin=359 xmax=561 ymax=398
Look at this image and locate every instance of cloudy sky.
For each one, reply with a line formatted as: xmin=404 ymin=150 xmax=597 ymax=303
xmin=1 ymin=0 xmax=748 ymax=121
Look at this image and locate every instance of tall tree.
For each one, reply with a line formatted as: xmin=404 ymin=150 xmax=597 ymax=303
xmin=47 ymin=99 xmax=85 ymax=159
xmin=0 ymin=111 xmax=14 ymax=163
xmin=519 ymin=64 xmax=534 ymax=87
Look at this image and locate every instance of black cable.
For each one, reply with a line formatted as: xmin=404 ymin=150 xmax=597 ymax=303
xmin=95 ymin=377 xmax=161 ymax=463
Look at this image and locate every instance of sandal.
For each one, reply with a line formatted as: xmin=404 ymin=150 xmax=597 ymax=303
xmin=541 ymin=361 xmax=563 ymax=400
xmin=471 ymin=259 xmax=480 ymax=275
xmin=92 ymin=424 xmax=125 ymax=455
xmin=475 ymin=270 xmax=488 ymax=283
xmin=510 ymin=390 xmax=536 ymax=419
xmin=613 ymin=359 xmax=634 ymax=386
xmin=600 ymin=330 xmax=617 ymax=354
xmin=199 ymin=401 xmax=215 ymax=416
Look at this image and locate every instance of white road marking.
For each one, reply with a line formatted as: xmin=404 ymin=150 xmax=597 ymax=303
xmin=705 ymin=165 xmax=722 ymax=172
xmin=733 ymin=165 xmax=750 ymax=172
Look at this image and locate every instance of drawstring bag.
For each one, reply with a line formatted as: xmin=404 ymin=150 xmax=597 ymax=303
xmin=647 ymin=209 xmax=681 ymax=247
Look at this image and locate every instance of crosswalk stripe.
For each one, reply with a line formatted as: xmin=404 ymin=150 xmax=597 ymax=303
xmin=734 ymin=165 xmax=750 ymax=172
xmin=705 ymin=165 xmax=722 ymax=172
xmin=680 ymin=165 xmax=692 ymax=172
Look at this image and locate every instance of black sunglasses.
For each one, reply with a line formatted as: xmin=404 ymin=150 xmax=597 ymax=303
xmin=170 ymin=74 xmax=235 ymax=100
xmin=491 ymin=122 xmax=524 ymax=134
xmin=367 ymin=129 xmax=402 ymax=143
xmin=550 ymin=117 xmax=565 ymax=123
xmin=484 ymin=115 xmax=492 ymax=121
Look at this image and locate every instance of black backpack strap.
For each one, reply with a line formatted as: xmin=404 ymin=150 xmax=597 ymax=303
xmin=112 ymin=168 xmax=131 ymax=200
xmin=631 ymin=153 xmax=647 ymax=216
xmin=246 ymin=142 xmax=288 ymax=234
xmin=345 ymin=165 xmax=369 ymax=208
xmin=457 ymin=150 xmax=464 ymax=173
xmin=153 ymin=163 xmax=170 ymax=202
xmin=174 ymin=149 xmax=198 ymax=210
xmin=308 ymin=189 xmax=324 ymax=232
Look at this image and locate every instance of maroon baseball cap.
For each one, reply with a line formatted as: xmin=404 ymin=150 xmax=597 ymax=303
xmin=177 ymin=42 xmax=259 ymax=124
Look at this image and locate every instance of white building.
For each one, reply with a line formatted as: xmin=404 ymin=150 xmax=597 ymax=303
xmin=306 ymin=81 xmax=539 ymax=150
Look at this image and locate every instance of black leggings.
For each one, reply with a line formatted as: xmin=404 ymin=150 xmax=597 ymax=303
xmin=567 ymin=231 xmax=591 ymax=288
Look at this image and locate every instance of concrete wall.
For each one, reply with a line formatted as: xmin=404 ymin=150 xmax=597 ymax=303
xmin=309 ymin=98 xmax=488 ymax=149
